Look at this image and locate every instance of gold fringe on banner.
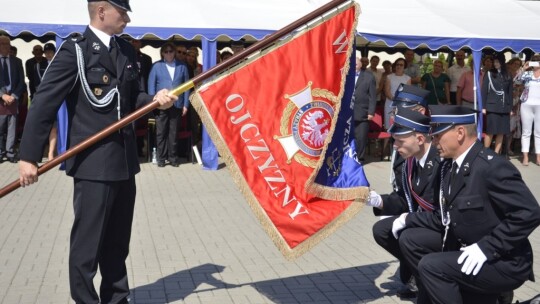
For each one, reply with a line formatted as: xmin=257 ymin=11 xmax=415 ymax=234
xmin=189 ymin=1 xmax=367 ymax=260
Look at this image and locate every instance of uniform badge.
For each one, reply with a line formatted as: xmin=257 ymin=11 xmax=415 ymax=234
xmin=94 ymin=88 xmax=103 ymax=96
xmin=103 ymin=75 xmax=109 ymax=84
xmin=275 ymin=81 xmax=337 ymax=168
xmin=92 ymin=42 xmax=101 ymax=51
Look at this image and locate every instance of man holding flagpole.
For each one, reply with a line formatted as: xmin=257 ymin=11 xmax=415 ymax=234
xmin=18 ymin=1 xmax=176 ymax=302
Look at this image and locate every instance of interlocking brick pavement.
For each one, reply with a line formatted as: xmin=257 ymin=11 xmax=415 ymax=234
xmin=0 ymin=156 xmax=539 ymax=304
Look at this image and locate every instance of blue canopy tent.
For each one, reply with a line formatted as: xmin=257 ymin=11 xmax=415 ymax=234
xmin=354 ymin=0 xmax=540 ymax=136
xmin=3 ymin=0 xmax=540 ymax=166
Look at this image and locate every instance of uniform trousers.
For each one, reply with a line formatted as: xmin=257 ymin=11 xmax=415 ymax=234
xmin=70 ymin=177 xmax=136 ymax=304
xmin=399 ymin=228 xmax=523 ymax=304
xmin=0 ymin=114 xmax=17 ymax=158
xmin=354 ymin=119 xmax=370 ymax=161
xmin=156 ymin=106 xmax=180 ymax=163
xmin=372 ymin=216 xmax=412 ymax=284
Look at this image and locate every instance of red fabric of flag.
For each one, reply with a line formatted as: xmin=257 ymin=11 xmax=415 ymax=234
xmin=191 ymin=3 xmax=362 ymax=259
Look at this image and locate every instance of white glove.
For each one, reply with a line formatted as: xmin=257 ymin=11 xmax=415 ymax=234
xmin=392 ymin=213 xmax=407 ymax=239
xmin=366 ymin=190 xmax=383 ymax=209
xmin=457 ymin=243 xmax=487 ymax=276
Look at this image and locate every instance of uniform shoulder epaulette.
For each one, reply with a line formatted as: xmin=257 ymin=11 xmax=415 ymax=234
xmin=68 ymin=33 xmax=85 ymax=43
xmin=478 ymin=149 xmax=496 ymax=162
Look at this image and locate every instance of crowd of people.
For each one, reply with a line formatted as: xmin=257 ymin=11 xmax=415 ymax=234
xmin=6 ymin=39 xmax=538 ymax=169
xmin=352 ymin=49 xmax=540 ymax=166
xmin=0 ymin=30 xmax=243 ymax=167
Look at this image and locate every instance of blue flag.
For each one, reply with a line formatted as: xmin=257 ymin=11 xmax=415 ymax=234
xmin=310 ymin=46 xmax=370 ymax=200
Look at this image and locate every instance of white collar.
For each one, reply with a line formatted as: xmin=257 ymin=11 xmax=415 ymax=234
xmin=415 ymin=143 xmax=431 ymax=168
xmin=89 ymin=25 xmax=113 ymax=48
xmin=453 ymin=142 xmax=475 ymax=172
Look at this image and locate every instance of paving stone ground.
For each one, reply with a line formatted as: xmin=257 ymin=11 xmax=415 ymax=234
xmin=1 ymin=155 xmax=539 ymax=304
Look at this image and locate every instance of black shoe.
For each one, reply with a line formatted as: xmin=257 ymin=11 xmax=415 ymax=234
xmin=397 ymin=285 xmax=417 ymax=298
xmin=169 ymin=162 xmax=179 ymax=167
xmin=157 ymin=161 xmax=166 ymax=167
xmin=8 ymin=156 xmax=18 ymax=163
xmin=397 ymin=277 xmax=418 ymax=299
xmin=497 ymin=291 xmax=514 ymax=304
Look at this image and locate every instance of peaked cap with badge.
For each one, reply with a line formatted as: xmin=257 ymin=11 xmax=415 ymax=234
xmin=391 ymin=83 xmax=430 ymax=109
xmin=429 ymin=105 xmax=478 ymax=135
xmin=388 ymin=107 xmax=431 ymax=135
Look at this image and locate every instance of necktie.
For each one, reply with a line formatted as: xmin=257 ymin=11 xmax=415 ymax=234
xmin=109 ymin=37 xmax=118 ymax=62
xmin=448 ymin=162 xmax=458 ymax=195
xmin=2 ymin=57 xmax=10 ymax=87
xmin=414 ymin=161 xmax=422 ymax=187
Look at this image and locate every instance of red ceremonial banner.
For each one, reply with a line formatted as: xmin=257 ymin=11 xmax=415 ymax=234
xmin=191 ymin=3 xmax=364 ymax=259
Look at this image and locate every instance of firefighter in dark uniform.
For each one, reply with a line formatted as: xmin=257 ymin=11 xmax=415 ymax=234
xmin=392 ymin=106 xmax=540 ymax=304
xmin=18 ymin=1 xmax=177 ymax=303
xmin=368 ymin=99 xmax=441 ymax=298
xmin=368 ymin=84 xmax=435 ymax=216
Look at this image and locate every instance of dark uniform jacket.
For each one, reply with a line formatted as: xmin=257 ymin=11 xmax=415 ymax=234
xmin=375 ymin=144 xmax=441 ymax=216
xmin=20 ymin=27 xmax=153 ymax=181
xmin=481 ymin=70 xmax=513 ymax=114
xmin=353 ymin=69 xmax=376 ymax=122
xmin=406 ymin=141 xmax=540 ymax=281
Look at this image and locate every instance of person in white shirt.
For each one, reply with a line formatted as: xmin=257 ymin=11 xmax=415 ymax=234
xmin=447 ymin=50 xmax=471 ymax=105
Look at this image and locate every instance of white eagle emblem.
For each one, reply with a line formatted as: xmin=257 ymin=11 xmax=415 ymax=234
xmin=301 ymin=110 xmax=329 ymax=147
xmin=276 ymin=82 xmax=335 ymax=165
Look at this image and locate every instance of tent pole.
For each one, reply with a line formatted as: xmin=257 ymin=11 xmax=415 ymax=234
xmin=472 ymin=50 xmax=483 ymax=139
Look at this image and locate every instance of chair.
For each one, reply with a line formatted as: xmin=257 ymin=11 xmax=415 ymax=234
xmin=177 ymin=114 xmax=194 ymax=164
xmin=367 ymin=106 xmax=391 ymax=160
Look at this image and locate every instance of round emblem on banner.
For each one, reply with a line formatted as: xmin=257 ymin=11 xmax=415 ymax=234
xmin=291 ymin=101 xmax=334 ymax=156
xmin=276 ymin=82 xmax=339 ymax=168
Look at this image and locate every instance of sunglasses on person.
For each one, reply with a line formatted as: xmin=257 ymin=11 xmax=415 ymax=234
xmin=177 ymin=50 xmax=187 ymax=55
xmin=163 ymin=49 xmax=175 ymax=54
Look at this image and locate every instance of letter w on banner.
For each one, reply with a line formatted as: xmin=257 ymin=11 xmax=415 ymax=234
xmin=191 ymin=2 xmax=368 ymax=260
